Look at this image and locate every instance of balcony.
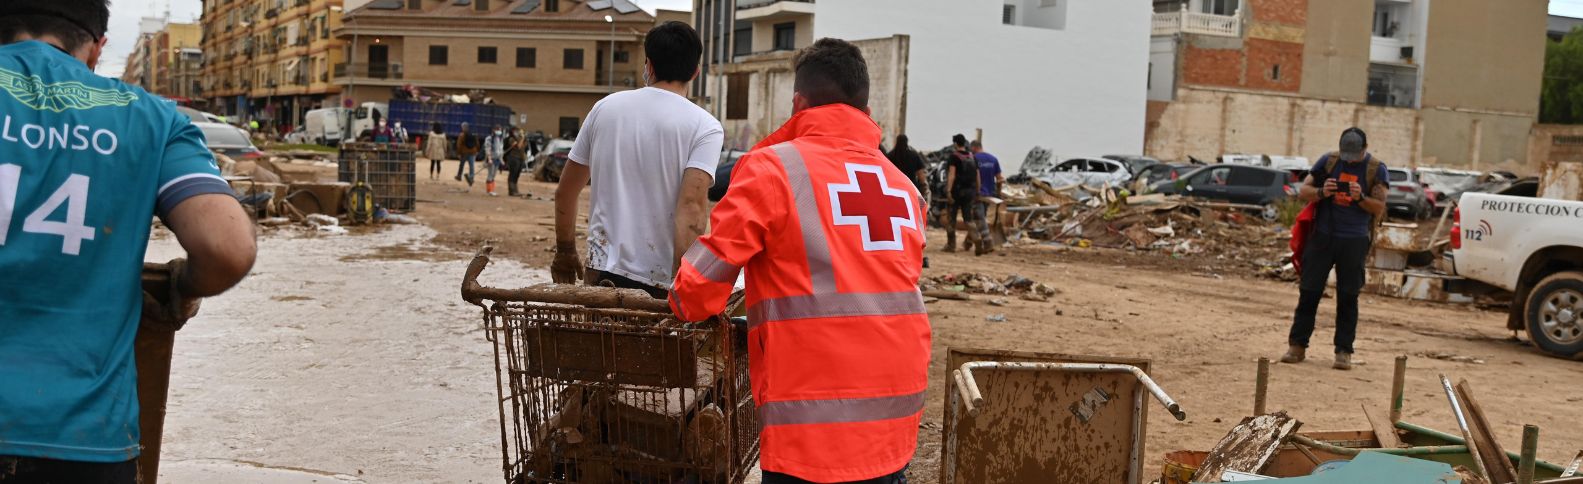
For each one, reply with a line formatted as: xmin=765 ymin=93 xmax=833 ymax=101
xmin=598 ymin=70 xmax=641 ymax=89
xmin=1151 ymin=10 xmax=1240 ymax=37
xmin=333 ymin=62 xmax=404 ymax=80
xmin=737 ymin=0 xmax=814 ymax=22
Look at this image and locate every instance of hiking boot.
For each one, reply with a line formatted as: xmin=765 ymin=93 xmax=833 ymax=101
xmin=1333 ymin=352 xmax=1353 ymax=371
xmin=944 ymin=235 xmax=957 ymax=253
xmin=454 ymin=174 xmax=462 ymax=182
xmin=1279 ymin=345 xmax=1306 ymax=364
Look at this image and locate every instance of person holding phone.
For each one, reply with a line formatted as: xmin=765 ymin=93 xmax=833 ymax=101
xmin=1282 ymin=128 xmax=1389 ymax=370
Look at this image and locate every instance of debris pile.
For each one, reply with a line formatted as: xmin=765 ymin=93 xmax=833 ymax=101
xmin=920 ymin=273 xmax=1059 ymax=301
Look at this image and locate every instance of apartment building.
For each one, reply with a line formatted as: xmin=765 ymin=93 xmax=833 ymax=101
xmin=1146 ymin=0 xmax=1548 ymax=170
xmin=334 ymin=0 xmax=668 ymax=138
xmin=199 ymin=0 xmax=349 ymax=126
xmin=121 ymin=20 xmax=205 ymax=104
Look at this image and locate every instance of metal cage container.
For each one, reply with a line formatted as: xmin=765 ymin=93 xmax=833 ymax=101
xmin=462 ymin=248 xmax=759 ymax=484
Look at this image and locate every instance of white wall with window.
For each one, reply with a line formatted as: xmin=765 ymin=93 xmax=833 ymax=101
xmin=819 ymin=0 xmax=1149 ymax=169
xmin=1002 ymin=0 xmax=1066 ymax=30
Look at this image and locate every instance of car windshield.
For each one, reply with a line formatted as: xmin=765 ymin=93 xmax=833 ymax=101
xmin=199 ymin=125 xmax=250 ymax=147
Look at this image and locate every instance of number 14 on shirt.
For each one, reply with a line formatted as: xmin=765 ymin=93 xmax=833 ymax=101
xmin=0 ymin=163 xmax=97 ymax=255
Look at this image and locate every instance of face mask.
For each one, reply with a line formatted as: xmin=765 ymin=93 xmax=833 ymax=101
xmin=642 ymin=68 xmax=653 ymax=87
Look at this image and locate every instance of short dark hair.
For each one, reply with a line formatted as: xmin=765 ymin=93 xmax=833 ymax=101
xmin=645 ymin=21 xmax=702 ymax=83
xmin=0 ymin=0 xmax=110 ymax=52
xmin=793 ymin=38 xmax=870 ymax=111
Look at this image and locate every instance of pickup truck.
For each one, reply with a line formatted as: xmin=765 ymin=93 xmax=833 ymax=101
xmin=1447 ymin=192 xmax=1583 ymax=358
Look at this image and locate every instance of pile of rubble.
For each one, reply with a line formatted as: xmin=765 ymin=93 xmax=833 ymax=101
xmin=999 ymin=183 xmax=1294 ymax=278
xmin=921 ymin=272 xmax=1059 ymax=302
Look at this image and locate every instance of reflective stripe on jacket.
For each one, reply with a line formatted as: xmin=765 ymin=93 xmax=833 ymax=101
xmin=670 ymin=104 xmax=930 ymax=482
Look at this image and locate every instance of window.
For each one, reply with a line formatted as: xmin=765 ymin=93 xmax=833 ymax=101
xmin=773 ymin=23 xmax=795 ymax=51
xmin=1201 ymin=0 xmax=1237 ymax=16
xmin=1192 ymin=166 xmax=1233 ymax=186
xmin=407 ymin=0 xmax=421 ymax=9
xmin=1002 ymin=4 xmax=1016 ymax=25
xmin=1227 ymin=167 xmax=1276 ymax=187
xmin=478 ymin=46 xmax=497 ymax=64
xmin=429 ymin=45 xmax=448 ymax=65
xmin=563 ymin=48 xmax=584 ymax=69
xmin=544 ymin=0 xmax=559 ymax=12
xmin=1269 ymin=64 xmax=1281 ymax=81
xmin=732 ymin=24 xmax=752 ymax=57
xmin=1388 ymin=170 xmax=1411 ymax=183
xmin=613 ymin=51 xmax=630 ymax=63
xmin=726 ymin=73 xmax=749 ymax=120
xmin=474 ymin=0 xmax=490 ymax=11
xmin=1373 ymin=2 xmax=1406 ymax=38
xmin=516 ymin=47 xmax=536 ymax=68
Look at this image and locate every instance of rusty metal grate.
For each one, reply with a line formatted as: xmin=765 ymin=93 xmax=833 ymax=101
xmin=463 ymin=249 xmax=758 ymax=484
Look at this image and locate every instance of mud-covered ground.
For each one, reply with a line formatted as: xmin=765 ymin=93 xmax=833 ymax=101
xmin=148 ymin=160 xmax=1582 ymax=482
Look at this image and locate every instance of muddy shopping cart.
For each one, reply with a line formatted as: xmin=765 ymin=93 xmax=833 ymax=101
xmin=462 ymin=248 xmax=759 ymax=484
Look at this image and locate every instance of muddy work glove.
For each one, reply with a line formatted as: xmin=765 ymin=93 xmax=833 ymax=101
xmin=551 ymin=243 xmax=583 ymax=284
xmin=141 ymin=258 xmax=202 ymax=332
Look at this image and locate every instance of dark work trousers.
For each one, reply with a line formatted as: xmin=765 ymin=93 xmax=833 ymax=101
xmin=429 ymin=158 xmax=443 ymax=178
xmin=764 ymin=466 xmax=909 ymax=484
xmin=942 ymin=198 xmax=985 ymax=247
xmin=0 ymin=456 xmax=137 ymax=484
xmin=1290 ymin=232 xmax=1371 ymax=354
xmin=505 ymin=158 xmax=525 ymax=195
xmin=585 ymin=269 xmax=667 ymax=300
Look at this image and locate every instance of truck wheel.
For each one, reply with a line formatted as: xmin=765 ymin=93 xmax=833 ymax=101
xmin=1525 ymin=271 xmax=1583 ymax=359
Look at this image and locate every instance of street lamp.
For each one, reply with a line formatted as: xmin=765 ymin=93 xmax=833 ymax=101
xmin=605 ymin=15 xmax=615 ymax=92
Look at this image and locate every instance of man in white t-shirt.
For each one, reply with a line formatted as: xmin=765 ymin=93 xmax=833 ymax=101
xmin=552 ymin=21 xmax=724 ymax=298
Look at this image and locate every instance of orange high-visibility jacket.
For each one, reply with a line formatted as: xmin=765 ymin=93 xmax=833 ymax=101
xmin=670 ymin=104 xmax=931 ymax=482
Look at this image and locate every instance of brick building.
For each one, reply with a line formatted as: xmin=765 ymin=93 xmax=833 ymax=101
xmin=121 ymin=19 xmax=203 ymax=103
xmin=334 ymin=0 xmax=684 ymax=138
xmin=1147 ymin=0 xmax=1548 ymax=171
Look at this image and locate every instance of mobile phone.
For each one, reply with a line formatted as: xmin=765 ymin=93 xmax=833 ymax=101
xmin=1334 ymin=181 xmax=1353 ymax=196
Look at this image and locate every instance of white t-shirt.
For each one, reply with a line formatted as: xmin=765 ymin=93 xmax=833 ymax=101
xmin=569 ymin=87 xmax=725 ymax=288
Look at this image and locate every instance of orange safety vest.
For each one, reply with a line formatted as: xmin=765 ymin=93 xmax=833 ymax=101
xmin=670 ymin=104 xmax=931 ymax=482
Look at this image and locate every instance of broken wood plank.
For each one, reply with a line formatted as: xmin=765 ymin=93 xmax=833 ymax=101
xmin=1458 ymin=379 xmax=1519 ymax=484
xmin=1191 ymin=411 xmax=1302 ymax=482
xmin=921 ymin=289 xmax=972 ymax=301
xmin=1364 ymin=404 xmax=1405 ymax=448
xmin=1564 ymin=449 xmax=1582 ymax=477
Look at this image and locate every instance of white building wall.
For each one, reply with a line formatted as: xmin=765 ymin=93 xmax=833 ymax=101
xmin=815 ymin=0 xmax=1149 ymax=171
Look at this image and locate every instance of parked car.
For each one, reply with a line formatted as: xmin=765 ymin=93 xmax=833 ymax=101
xmin=708 ymin=149 xmax=748 ymax=202
xmin=1386 ymin=168 xmax=1434 ymax=219
xmin=531 ymin=139 xmax=575 ymax=182
xmin=1134 ymin=163 xmax=1200 ymax=186
xmin=1031 ymin=157 xmax=1132 ymax=189
xmin=1153 ymin=164 xmax=1299 ymax=205
xmin=176 ymin=106 xmax=225 ymax=124
xmin=195 ymin=121 xmax=263 ymax=160
xmin=1101 ymin=154 xmax=1162 ymax=176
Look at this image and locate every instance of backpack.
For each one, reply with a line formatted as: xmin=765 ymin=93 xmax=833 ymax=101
xmin=1289 ymin=153 xmax=1383 ymax=276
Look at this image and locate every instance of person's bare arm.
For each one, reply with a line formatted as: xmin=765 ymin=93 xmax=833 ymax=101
xmin=162 ymin=194 xmax=257 ymax=297
xmin=672 ymin=168 xmax=713 ymax=272
xmin=1299 ymin=174 xmax=1336 ymax=203
xmin=945 ymin=164 xmax=957 ymax=203
xmin=555 ymin=162 xmax=591 ymax=247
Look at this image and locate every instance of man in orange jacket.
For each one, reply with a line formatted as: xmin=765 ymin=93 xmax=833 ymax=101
xmin=670 ymin=38 xmax=929 ymax=483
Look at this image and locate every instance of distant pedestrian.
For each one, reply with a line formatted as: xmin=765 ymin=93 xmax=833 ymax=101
xmin=887 ymin=134 xmax=926 ymax=193
xmin=484 ymin=125 xmax=506 ymax=196
xmin=392 ymin=121 xmax=409 ymax=143
xmin=454 ymin=122 xmax=480 ymax=186
xmin=371 ymin=119 xmax=393 ymax=143
xmin=969 ymin=140 xmax=1003 ymax=255
xmin=505 ymin=127 xmax=528 ymax=197
xmin=1282 ymin=128 xmax=1388 ymax=370
xmin=424 ymin=123 xmax=448 ymax=180
xmin=941 ymin=133 xmax=985 ymax=253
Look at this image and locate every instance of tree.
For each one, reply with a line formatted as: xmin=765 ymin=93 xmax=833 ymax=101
xmin=1541 ymin=28 xmax=1583 ymax=124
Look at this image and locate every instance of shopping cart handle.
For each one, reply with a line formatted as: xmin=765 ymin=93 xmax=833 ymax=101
xmin=460 ymin=246 xmax=675 ymax=313
xmin=461 ymin=246 xmax=495 ymax=308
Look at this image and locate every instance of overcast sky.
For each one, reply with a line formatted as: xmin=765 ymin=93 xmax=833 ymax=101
xmin=97 ymin=1 xmax=1583 ymax=78
xmin=96 ymin=0 xmax=696 ymax=77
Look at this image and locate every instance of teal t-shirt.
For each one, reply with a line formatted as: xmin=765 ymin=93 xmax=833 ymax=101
xmin=0 ymin=40 xmax=232 ymax=462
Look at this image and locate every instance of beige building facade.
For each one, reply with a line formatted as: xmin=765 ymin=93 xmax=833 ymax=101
xmin=1147 ymin=0 xmax=1548 ymax=171
xmin=121 ymin=20 xmax=203 ymax=101
xmin=335 ymin=0 xmax=658 ymax=137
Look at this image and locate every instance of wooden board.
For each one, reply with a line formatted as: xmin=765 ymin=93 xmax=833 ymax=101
xmin=1457 ymin=380 xmax=1519 ymax=484
xmin=1192 ymin=412 xmax=1302 ymax=482
xmin=1363 ymin=405 xmax=1404 ymax=449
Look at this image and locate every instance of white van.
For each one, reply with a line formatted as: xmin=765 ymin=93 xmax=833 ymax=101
xmin=303 ymin=107 xmax=350 ymax=146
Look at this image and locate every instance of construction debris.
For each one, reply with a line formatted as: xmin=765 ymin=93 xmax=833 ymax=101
xmin=1192 ymin=411 xmax=1302 ymax=482
xmin=920 ymin=273 xmax=1058 ymax=301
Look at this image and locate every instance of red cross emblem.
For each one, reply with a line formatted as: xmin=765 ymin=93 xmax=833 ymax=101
xmin=828 ymin=163 xmax=918 ymax=251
